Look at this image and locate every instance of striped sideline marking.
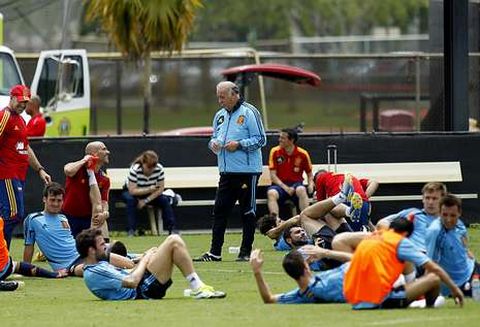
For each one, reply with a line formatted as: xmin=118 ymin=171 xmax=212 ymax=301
xmin=195 ymin=268 xmax=283 ymax=275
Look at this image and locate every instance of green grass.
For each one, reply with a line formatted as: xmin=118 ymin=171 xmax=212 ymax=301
xmin=4 ymin=229 xmax=480 ymax=327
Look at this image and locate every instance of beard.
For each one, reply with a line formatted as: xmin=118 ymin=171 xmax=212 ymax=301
xmin=291 ymin=238 xmax=309 ymax=247
xmin=96 ymin=252 xmax=109 ymax=261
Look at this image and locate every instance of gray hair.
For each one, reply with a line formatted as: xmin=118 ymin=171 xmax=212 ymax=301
xmin=216 ymin=81 xmax=239 ymax=96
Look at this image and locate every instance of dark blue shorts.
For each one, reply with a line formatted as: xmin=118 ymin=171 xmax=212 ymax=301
xmin=347 ymin=201 xmax=371 ymax=232
xmin=136 ymin=271 xmax=172 ymax=300
xmin=0 ymin=179 xmax=25 ymax=222
xmin=268 ymin=182 xmax=305 ymax=205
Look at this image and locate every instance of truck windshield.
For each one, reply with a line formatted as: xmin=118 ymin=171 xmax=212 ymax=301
xmin=0 ymin=53 xmax=22 ymax=95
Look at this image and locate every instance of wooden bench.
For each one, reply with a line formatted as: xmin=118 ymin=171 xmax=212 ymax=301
xmin=107 ymin=161 xmax=475 ymax=233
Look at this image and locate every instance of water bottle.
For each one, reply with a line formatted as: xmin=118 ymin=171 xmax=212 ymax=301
xmin=472 ymin=274 xmax=480 ymax=302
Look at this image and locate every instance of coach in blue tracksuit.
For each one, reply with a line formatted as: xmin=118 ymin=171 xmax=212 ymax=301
xmin=195 ymin=81 xmax=266 ymax=262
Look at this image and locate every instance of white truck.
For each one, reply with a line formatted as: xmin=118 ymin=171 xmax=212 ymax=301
xmin=0 ymin=46 xmax=90 ymax=136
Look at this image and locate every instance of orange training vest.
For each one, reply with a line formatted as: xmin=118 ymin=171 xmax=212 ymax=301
xmin=0 ymin=218 xmax=10 ymax=271
xmin=343 ymin=230 xmax=405 ymax=305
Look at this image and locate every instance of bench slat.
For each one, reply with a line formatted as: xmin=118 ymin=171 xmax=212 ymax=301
xmin=107 ymin=161 xmax=462 ymax=190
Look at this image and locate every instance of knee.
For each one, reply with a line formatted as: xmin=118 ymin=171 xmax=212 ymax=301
xmin=426 ymin=272 xmax=441 ymax=286
xmin=267 ymin=189 xmax=279 ymax=200
xmin=165 ymin=234 xmax=184 ymax=247
xmin=295 ymin=186 xmax=307 ymax=197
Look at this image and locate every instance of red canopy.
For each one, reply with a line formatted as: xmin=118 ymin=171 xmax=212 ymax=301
xmin=221 ymin=63 xmax=321 ymax=87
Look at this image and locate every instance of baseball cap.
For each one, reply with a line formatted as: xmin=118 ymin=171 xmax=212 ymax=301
xmin=10 ymin=84 xmax=31 ymax=102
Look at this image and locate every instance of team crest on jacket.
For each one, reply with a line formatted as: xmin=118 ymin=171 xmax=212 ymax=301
xmin=216 ymin=115 xmax=225 ymax=125
xmin=276 ymin=155 xmax=285 ymax=165
xmin=236 ymin=115 xmax=245 ymax=125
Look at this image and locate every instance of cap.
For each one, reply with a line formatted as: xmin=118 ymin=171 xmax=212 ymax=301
xmin=10 ymin=84 xmax=31 ymax=102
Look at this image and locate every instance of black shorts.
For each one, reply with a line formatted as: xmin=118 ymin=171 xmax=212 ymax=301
xmin=136 ymin=271 xmax=173 ymax=300
xmin=312 ymin=225 xmax=335 ymax=250
xmin=380 ymin=286 xmax=409 ymax=309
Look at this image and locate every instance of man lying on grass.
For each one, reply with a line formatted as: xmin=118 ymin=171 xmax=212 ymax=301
xmin=76 ymin=228 xmax=226 ymax=301
xmin=250 ymin=218 xmax=464 ymax=309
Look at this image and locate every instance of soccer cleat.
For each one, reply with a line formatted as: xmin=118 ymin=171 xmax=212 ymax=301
xmin=85 ymin=155 xmax=99 ymax=170
xmin=191 ymin=284 xmax=226 ymax=299
xmin=347 ymin=193 xmax=363 ymax=222
xmin=193 ymin=252 xmax=222 ymax=262
xmin=34 ymin=251 xmax=47 ymax=262
xmin=340 ymin=173 xmax=354 ymax=201
xmin=0 ymin=280 xmax=24 ymax=292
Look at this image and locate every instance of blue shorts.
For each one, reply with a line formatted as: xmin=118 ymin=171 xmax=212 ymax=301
xmin=347 ymin=200 xmax=371 ymax=232
xmin=136 ymin=271 xmax=172 ymax=300
xmin=0 ymin=257 xmax=14 ymax=281
xmin=0 ymin=179 xmax=25 ymax=222
xmin=0 ymin=179 xmax=25 ymax=247
xmin=352 ymin=286 xmax=409 ymax=310
xmin=268 ymin=182 xmax=305 ymax=205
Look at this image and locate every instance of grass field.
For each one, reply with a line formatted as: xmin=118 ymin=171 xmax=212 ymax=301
xmin=3 ymin=229 xmax=480 ymax=327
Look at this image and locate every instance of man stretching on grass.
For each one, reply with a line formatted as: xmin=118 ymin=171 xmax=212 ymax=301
xmin=250 ymin=218 xmax=463 ymax=309
xmin=76 ymin=228 xmax=226 ymax=300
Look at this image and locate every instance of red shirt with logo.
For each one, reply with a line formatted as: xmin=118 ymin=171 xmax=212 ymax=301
xmin=0 ymin=108 xmax=30 ymax=180
xmin=62 ymin=168 xmax=110 ymax=218
xmin=268 ymin=145 xmax=312 ymax=184
xmin=315 ymin=171 xmax=369 ymax=201
xmin=26 ymin=113 xmax=46 ymax=137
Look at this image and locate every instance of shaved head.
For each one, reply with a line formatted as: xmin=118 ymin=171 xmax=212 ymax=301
xmin=85 ymin=141 xmax=104 ymax=155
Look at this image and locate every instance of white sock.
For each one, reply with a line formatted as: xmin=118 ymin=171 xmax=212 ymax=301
xmin=86 ymin=169 xmax=97 ymax=186
xmin=186 ymin=272 xmax=203 ymax=290
xmin=332 ymin=193 xmax=346 ymax=205
xmin=345 ymin=206 xmax=352 ymax=217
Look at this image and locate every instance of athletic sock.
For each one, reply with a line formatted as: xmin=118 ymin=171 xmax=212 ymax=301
xmin=331 ymin=193 xmax=346 ymax=205
xmin=86 ymin=169 xmax=98 ymax=186
xmin=186 ymin=272 xmax=203 ymax=290
xmin=335 ymin=222 xmax=353 ymax=234
xmin=18 ymin=262 xmax=58 ymax=278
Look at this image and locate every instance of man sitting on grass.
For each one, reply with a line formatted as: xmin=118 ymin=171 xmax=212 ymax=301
xmin=76 ymin=228 xmax=226 ymax=301
xmin=23 ymin=183 xmax=134 ymax=276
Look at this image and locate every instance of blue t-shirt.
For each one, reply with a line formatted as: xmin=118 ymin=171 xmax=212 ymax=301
xmin=274 ymin=235 xmax=292 ymax=251
xmin=426 ymin=218 xmax=475 ymax=294
xmin=385 ymin=208 xmax=438 ymax=252
xmin=277 ymin=263 xmax=349 ymax=304
xmin=83 ymin=261 xmax=137 ymax=300
xmin=396 ymin=237 xmax=430 ymax=267
xmin=23 ymin=211 xmax=80 ymax=271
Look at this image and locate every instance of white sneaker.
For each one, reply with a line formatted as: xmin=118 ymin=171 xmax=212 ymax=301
xmin=434 ymin=295 xmax=446 ymax=308
xmin=409 ymin=299 xmax=426 ymax=308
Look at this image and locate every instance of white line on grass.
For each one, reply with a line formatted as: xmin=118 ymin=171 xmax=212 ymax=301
xmin=365 ymin=316 xmax=456 ymax=326
xmin=195 ymin=268 xmax=283 ymax=275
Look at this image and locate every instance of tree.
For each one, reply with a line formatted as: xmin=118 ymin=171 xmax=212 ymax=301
xmin=85 ymin=0 xmax=203 ymax=134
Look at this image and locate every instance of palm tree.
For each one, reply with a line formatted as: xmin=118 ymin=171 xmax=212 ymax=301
xmin=85 ymin=0 xmax=203 ymax=134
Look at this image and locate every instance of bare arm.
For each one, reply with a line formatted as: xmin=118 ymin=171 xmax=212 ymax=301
xmin=331 ymin=232 xmax=370 ymax=253
xmin=127 ymin=180 xmax=158 ymax=197
xmin=306 ymin=171 xmax=314 ymax=195
xmin=423 ymin=260 xmax=464 ymax=306
xmin=121 ymin=252 xmax=151 ymax=288
xmin=64 ymin=156 xmax=89 ymax=177
xmin=364 ymin=179 xmax=379 ymax=198
xmin=28 ymin=145 xmax=51 ymax=184
xmin=110 ymin=253 xmax=135 ymax=270
xmin=249 ymin=249 xmax=279 ymax=304
xmin=23 ymin=244 xmax=35 ymax=263
xmin=265 ymin=215 xmax=300 ymax=239
xmin=300 ymin=245 xmax=353 ymax=263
